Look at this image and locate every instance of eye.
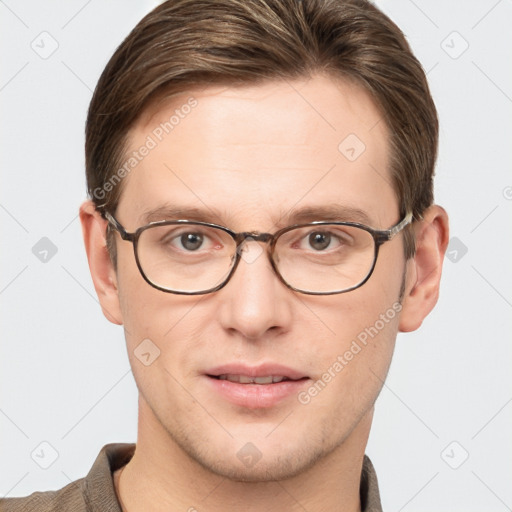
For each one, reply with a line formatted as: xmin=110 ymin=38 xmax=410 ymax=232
xmin=289 ymin=227 xmax=354 ymax=252
xmin=179 ymin=232 xmax=204 ymax=251
xmin=159 ymin=228 xmax=216 ymax=252
xmin=308 ymin=231 xmax=332 ymax=251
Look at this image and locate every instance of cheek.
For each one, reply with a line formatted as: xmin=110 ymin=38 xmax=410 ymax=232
xmin=303 ymin=268 xmax=403 ymax=393
xmin=115 ymin=243 xmax=171 ymax=334
xmin=120 ymin=285 xmax=201 ymax=352
xmin=114 ymin=242 xmax=217 ymax=375
xmin=117 ymin=262 xmax=211 ymax=382
xmin=299 ymin=305 xmax=399 ymax=425
xmin=313 ymin=268 xmax=402 ymax=348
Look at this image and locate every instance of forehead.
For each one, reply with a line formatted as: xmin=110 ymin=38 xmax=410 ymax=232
xmin=118 ymin=74 xmax=397 ymax=229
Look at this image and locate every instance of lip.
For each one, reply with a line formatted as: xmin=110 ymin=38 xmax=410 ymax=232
xmin=204 ymin=363 xmax=310 ymax=409
xmin=207 ymin=363 xmax=307 ymax=380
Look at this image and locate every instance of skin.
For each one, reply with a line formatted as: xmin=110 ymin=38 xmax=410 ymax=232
xmin=80 ymin=74 xmax=449 ymax=512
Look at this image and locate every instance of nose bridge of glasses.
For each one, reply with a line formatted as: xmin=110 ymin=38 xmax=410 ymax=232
xmin=235 ymin=232 xmax=273 ymax=245
xmin=233 ymin=232 xmax=275 ymax=264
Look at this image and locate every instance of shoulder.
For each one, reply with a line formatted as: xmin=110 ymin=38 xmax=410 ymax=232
xmin=0 ymin=477 xmax=87 ymax=512
xmin=0 ymin=443 xmax=135 ymax=512
xmin=361 ymin=454 xmax=383 ymax=512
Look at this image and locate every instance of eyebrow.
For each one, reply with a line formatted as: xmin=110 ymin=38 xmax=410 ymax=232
xmin=285 ymin=205 xmax=373 ymax=226
xmin=140 ymin=205 xmax=226 ymax=225
xmin=140 ymin=203 xmax=375 ymax=228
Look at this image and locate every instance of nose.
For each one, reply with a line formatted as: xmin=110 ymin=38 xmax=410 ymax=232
xmin=216 ymin=240 xmax=293 ymax=341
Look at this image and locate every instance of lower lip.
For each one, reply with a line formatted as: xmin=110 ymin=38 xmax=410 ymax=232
xmin=206 ymin=376 xmax=309 ymax=409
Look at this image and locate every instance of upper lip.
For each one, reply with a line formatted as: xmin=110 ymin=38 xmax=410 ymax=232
xmin=206 ymin=363 xmax=307 ymax=381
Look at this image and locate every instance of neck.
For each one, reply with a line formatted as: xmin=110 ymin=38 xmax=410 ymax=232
xmin=116 ymin=398 xmax=372 ymax=512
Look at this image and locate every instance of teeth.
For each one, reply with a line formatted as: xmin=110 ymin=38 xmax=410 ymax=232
xmin=254 ymin=376 xmax=273 ymax=384
xmin=216 ymin=374 xmax=289 ymax=384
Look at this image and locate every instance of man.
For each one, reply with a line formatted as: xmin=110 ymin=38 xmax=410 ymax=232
xmin=2 ymin=0 xmax=448 ymax=510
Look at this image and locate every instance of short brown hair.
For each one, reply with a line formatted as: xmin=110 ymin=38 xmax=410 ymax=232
xmin=86 ymin=0 xmax=438 ymax=260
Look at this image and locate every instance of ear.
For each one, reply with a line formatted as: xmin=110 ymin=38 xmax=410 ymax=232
xmin=399 ymin=205 xmax=449 ymax=332
xmin=79 ymin=200 xmax=123 ymax=325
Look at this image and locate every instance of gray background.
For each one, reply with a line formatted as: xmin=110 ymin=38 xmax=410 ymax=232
xmin=1 ymin=1 xmax=511 ymax=510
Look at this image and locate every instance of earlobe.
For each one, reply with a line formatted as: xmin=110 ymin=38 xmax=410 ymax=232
xmin=79 ymin=200 xmax=123 ymax=325
xmin=398 ymin=205 xmax=449 ymax=332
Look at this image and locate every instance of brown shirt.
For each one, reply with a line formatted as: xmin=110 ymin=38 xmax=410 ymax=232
xmin=0 ymin=443 xmax=383 ymax=511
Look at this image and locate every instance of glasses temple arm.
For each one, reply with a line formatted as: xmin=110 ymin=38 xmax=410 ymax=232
xmin=104 ymin=211 xmax=132 ymax=240
xmin=386 ymin=211 xmax=414 ymax=239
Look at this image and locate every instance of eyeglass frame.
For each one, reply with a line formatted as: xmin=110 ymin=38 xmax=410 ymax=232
xmin=103 ymin=210 xmax=413 ymax=296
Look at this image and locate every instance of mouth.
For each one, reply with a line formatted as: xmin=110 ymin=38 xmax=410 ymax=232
xmin=209 ymin=374 xmax=305 ymax=384
xmin=204 ymin=364 xmax=310 ymax=408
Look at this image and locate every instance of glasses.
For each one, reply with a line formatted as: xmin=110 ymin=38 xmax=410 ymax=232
xmin=105 ymin=211 xmax=412 ymax=296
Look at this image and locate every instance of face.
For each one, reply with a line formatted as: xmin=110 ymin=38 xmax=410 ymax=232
xmin=110 ymin=75 xmax=407 ymax=480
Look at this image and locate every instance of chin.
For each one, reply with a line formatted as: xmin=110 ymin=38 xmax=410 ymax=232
xmin=173 ymin=428 xmax=339 ymax=483
xmin=193 ymin=449 xmax=322 ymax=482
